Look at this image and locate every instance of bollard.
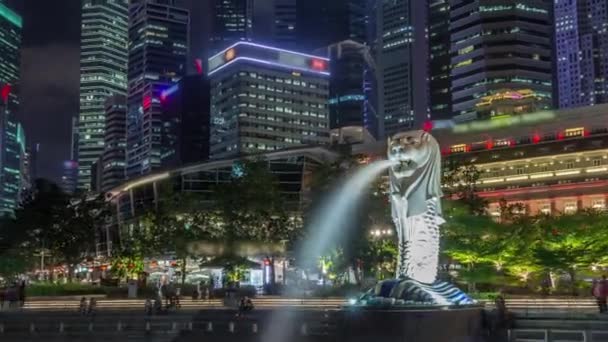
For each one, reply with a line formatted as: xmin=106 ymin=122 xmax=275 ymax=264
xmin=145 ymin=321 xmax=151 ymax=332
xmin=117 ymin=321 xmax=122 ymax=332
xmin=0 ymin=323 xmax=4 ymax=334
xmin=252 ymin=323 xmax=258 ymax=334
xmin=59 ymin=322 xmax=65 ymax=333
xmin=206 ymin=322 xmax=213 ymax=332
xmin=228 ymin=321 xmax=235 ymax=333
xmin=29 ymin=323 xmax=35 ymax=333
xmin=300 ymin=323 xmax=308 ymax=336
xmin=171 ymin=322 xmax=177 ymax=331
xmin=188 ymin=322 xmax=193 ymax=331
xmin=88 ymin=322 xmax=93 ymax=332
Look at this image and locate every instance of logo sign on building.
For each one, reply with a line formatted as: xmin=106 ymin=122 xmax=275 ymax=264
xmin=208 ymin=42 xmax=330 ymax=76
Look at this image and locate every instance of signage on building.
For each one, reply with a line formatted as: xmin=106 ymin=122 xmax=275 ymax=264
xmin=208 ymin=42 xmax=330 ymax=76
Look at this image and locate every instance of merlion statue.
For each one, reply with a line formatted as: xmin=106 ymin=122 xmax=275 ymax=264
xmin=358 ymin=130 xmax=475 ymax=306
xmin=387 ymin=130 xmax=444 ymax=284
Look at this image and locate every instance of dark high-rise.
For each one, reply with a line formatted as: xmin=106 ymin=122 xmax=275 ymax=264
xmin=320 ymin=40 xmax=378 ymax=138
xmin=126 ymin=0 xmax=189 ymax=178
xmin=296 ymin=0 xmax=366 ymax=52
xmin=374 ymin=0 xmax=428 ymax=137
xmin=160 ymin=75 xmax=210 ymax=167
xmin=428 ymin=0 xmax=451 ymax=120
xmin=210 ymin=0 xmax=298 ymax=53
xmin=210 ymin=0 xmax=252 ymax=53
xmin=450 ymin=0 xmax=553 ymax=122
xmin=554 ymin=0 xmax=608 ymax=109
xmin=101 ymin=95 xmax=126 ymax=192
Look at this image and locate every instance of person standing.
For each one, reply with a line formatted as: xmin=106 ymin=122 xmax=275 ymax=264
xmin=593 ymin=277 xmax=608 ymax=313
xmin=18 ymin=280 xmax=25 ymax=308
xmin=601 ymin=276 xmax=608 ymax=313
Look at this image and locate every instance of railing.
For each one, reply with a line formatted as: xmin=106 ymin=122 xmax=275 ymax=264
xmin=508 ymin=329 xmax=608 ymax=342
xmin=501 ymin=298 xmax=600 ymax=317
xmin=9 ymin=297 xmax=347 ymax=311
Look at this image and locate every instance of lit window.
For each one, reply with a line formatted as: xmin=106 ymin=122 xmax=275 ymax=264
xmin=539 ymin=203 xmax=551 ymax=215
xmin=564 ymin=201 xmax=578 ymax=214
xmin=592 ymin=199 xmax=606 ymax=210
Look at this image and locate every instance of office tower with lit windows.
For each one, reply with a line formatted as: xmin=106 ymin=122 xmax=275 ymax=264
xmin=77 ymin=0 xmax=128 ymax=190
xmin=428 ymin=0 xmax=451 ymax=120
xmin=208 ymin=42 xmax=330 ymax=159
xmin=126 ymin=0 xmax=189 ymax=178
xmin=0 ymin=2 xmax=23 ymax=215
xmin=450 ymin=0 xmax=553 ymax=122
xmin=101 ymin=95 xmax=126 ymax=192
xmin=374 ymin=0 xmax=428 ymax=136
xmin=555 ymin=0 xmax=608 ymax=109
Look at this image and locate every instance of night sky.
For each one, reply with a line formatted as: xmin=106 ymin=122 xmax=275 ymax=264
xmin=8 ymin=0 xmax=81 ymax=184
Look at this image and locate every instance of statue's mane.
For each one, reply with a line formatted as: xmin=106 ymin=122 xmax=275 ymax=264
xmin=390 ymin=132 xmax=443 ymax=217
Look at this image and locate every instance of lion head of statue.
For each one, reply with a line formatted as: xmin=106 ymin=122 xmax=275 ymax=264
xmin=387 ymin=130 xmax=443 ymax=216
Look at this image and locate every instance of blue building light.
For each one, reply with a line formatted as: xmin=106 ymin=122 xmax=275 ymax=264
xmin=329 ymin=94 xmax=365 ymax=104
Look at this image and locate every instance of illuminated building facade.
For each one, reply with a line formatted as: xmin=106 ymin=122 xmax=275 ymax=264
xmin=554 ymin=0 xmax=608 ymax=109
xmin=434 ymin=104 xmax=608 ymax=216
xmin=126 ymin=0 xmax=189 ymax=178
xmin=0 ymin=3 xmax=22 ymax=216
xmin=77 ymin=0 xmax=128 ymax=190
xmin=101 ymin=95 xmax=126 ymax=192
xmin=160 ymin=74 xmax=211 ymax=168
xmin=375 ymin=0 xmax=428 ymax=136
xmin=208 ymin=42 xmax=330 ymax=159
xmin=450 ymin=0 xmax=553 ymax=122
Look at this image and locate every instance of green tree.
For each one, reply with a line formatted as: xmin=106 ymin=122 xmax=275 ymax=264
xmin=214 ymin=159 xmax=298 ymax=287
xmin=531 ymin=211 xmax=608 ymax=294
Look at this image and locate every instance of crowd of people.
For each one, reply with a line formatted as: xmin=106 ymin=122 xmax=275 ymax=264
xmin=0 ymin=280 xmax=26 ymax=310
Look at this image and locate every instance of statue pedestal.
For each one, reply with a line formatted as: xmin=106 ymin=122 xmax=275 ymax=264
xmin=359 ymin=277 xmax=476 ymax=306
xmin=339 ymin=306 xmax=485 ymax=342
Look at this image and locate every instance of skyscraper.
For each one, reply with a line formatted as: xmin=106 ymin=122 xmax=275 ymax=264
xmin=555 ymin=0 xmax=608 ymax=109
xmin=101 ymin=95 xmax=126 ymax=192
xmin=126 ymin=0 xmax=189 ymax=178
xmin=296 ymin=0 xmax=366 ymax=52
xmin=160 ymin=75 xmax=211 ymax=168
xmin=210 ymin=0 xmax=298 ymax=53
xmin=0 ymin=2 xmax=22 ymax=216
xmin=374 ymin=0 xmax=428 ymax=137
xmin=320 ymin=40 xmax=378 ymax=138
xmin=77 ymin=0 xmax=128 ymax=190
xmin=450 ymin=0 xmax=553 ymax=122
xmin=208 ymin=42 xmax=330 ymax=159
xmin=428 ymin=0 xmax=451 ymax=120
xmin=210 ymin=0 xmax=253 ymax=53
